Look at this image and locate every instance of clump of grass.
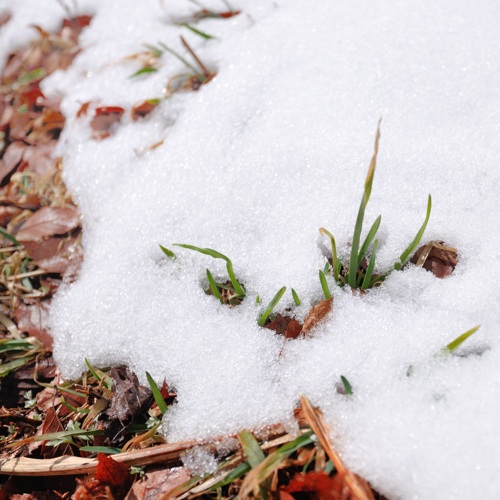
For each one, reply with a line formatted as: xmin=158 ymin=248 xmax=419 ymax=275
xmin=321 ymin=121 xmax=432 ymax=291
xmin=173 ymin=243 xmax=246 ymax=305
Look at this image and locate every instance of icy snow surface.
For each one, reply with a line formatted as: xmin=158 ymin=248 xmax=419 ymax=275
xmin=3 ymin=0 xmax=500 ymax=498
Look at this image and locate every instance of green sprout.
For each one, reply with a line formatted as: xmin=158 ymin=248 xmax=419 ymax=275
xmin=173 ymin=244 xmax=246 ymax=304
xmin=257 ymin=286 xmax=286 ymax=327
xmin=318 ymin=270 xmax=331 ymax=300
xmin=321 ymin=121 xmax=432 ymax=291
xmin=291 ymin=288 xmax=301 ymax=306
xmin=146 ymin=371 xmax=168 ymax=414
xmin=340 ymin=375 xmax=353 ymax=395
xmin=439 ymin=325 xmax=480 ymax=356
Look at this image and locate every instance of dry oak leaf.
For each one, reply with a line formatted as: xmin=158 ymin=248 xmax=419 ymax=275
xmin=15 ymin=206 xmax=80 ymax=242
xmin=301 ymin=298 xmax=333 ymax=335
xmin=0 ymin=141 xmax=27 ymax=184
xmin=90 ymin=106 xmax=125 ymax=140
xmin=411 ymin=241 xmax=458 ymax=279
xmin=282 ymin=471 xmax=350 ymax=500
xmin=14 ymin=301 xmax=53 ymax=350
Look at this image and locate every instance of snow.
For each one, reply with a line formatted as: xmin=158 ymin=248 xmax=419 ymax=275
xmin=3 ymin=0 xmax=500 ymax=498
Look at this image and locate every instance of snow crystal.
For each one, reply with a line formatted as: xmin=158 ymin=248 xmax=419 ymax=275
xmin=3 ymin=0 xmax=500 ymax=498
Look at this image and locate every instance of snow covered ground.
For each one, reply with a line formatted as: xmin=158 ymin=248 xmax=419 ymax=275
xmin=2 ymin=0 xmax=500 ymax=498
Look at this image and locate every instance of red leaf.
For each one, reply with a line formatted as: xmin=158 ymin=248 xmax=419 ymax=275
xmin=284 ymin=471 xmax=346 ymax=500
xmin=95 ymin=453 xmax=133 ymax=496
xmin=131 ymin=100 xmax=159 ymax=121
xmin=15 ymin=206 xmax=80 ymax=242
xmin=91 ymin=106 xmax=125 ymax=140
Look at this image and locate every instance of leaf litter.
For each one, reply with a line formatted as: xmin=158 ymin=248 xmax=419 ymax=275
xmin=0 ymin=4 xmax=467 ymax=499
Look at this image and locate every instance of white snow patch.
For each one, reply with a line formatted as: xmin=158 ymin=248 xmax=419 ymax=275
xmin=3 ymin=0 xmax=500 ymax=498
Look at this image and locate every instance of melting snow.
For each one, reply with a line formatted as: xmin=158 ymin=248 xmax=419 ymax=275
xmin=2 ymin=0 xmax=500 ymax=498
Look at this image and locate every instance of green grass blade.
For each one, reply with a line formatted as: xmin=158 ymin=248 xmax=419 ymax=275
xmin=158 ymin=42 xmax=205 ymax=81
xmin=348 ymin=122 xmax=381 ymax=288
xmin=79 ymin=446 xmax=122 ymax=454
xmin=357 ymin=215 xmax=381 ymax=268
xmin=159 ymin=245 xmax=176 ymax=259
xmin=361 ymin=239 xmax=378 ymax=290
xmin=146 ymin=371 xmax=168 ymax=415
xmin=394 ymin=194 xmax=432 ymax=271
xmin=211 ymin=462 xmax=251 ymax=489
xmin=206 ymin=269 xmax=222 ymax=301
xmin=245 ymin=431 xmax=313 ymax=486
xmin=0 ymin=357 xmax=33 ymax=378
xmin=319 ymin=270 xmax=331 ymax=300
xmin=0 ymin=227 xmax=20 ymax=246
xmin=129 ymin=66 xmax=158 ymax=78
xmin=291 ymin=288 xmax=301 ymax=306
xmin=257 ymin=286 xmax=286 ymax=327
xmin=33 ymin=428 xmax=103 ymax=443
xmin=340 ymin=375 xmax=353 ymax=395
xmin=319 ymin=227 xmax=338 ymax=283
xmin=441 ymin=325 xmax=480 ymax=355
xmin=0 ymin=339 xmax=34 ymax=353
xmin=238 ymin=430 xmax=265 ymax=467
xmin=173 ymin=244 xmax=245 ymax=297
xmin=181 ymin=22 xmax=216 ymax=39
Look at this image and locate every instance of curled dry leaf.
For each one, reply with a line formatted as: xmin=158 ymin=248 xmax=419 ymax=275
xmin=301 ymin=298 xmax=333 ymax=335
xmin=283 ymin=471 xmax=348 ymax=500
xmin=264 ymin=313 xmax=303 ymax=340
xmin=131 ymin=100 xmax=159 ymax=121
xmin=14 ymin=301 xmax=53 ymax=350
xmin=411 ymin=241 xmax=458 ymax=279
xmin=106 ymin=366 xmax=152 ymax=424
xmin=0 ymin=141 xmax=27 ymax=184
xmin=15 ymin=206 xmax=80 ymax=242
xmin=90 ymin=106 xmax=125 ymax=140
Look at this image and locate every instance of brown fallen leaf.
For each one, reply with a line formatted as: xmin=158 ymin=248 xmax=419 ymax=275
xmin=411 ymin=241 xmax=458 ymax=279
xmin=15 ymin=206 xmax=80 ymax=241
xmin=264 ymin=313 xmax=303 ymax=340
xmin=125 ymin=466 xmax=191 ymax=500
xmin=301 ymin=298 xmax=333 ymax=335
xmin=0 ymin=141 xmax=27 ymax=185
xmin=106 ymin=366 xmax=152 ymax=428
xmin=90 ymin=106 xmax=125 ymax=140
xmin=131 ymin=100 xmax=159 ymax=121
xmin=14 ymin=301 xmax=53 ymax=350
xmin=282 ymin=471 xmax=349 ymax=500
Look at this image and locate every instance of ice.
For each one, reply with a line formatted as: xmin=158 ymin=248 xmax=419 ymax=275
xmin=3 ymin=0 xmax=500 ymax=498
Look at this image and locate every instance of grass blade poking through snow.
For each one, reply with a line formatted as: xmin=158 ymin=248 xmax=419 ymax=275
xmin=146 ymin=371 xmax=168 ymax=414
xmin=292 ymin=288 xmax=301 ymax=306
xmin=206 ymin=268 xmax=223 ymax=301
xmin=258 ymin=286 xmax=286 ymax=327
xmin=320 ymin=227 xmax=340 ymax=283
xmin=173 ymin=244 xmax=246 ymax=297
xmin=439 ymin=325 xmax=480 ymax=356
xmin=357 ymin=215 xmax=382 ymax=269
xmin=159 ymin=244 xmax=176 ymax=260
xmin=361 ymin=239 xmax=379 ymax=290
xmin=181 ymin=22 xmax=216 ymax=40
xmin=394 ymin=194 xmax=432 ymax=271
xmin=348 ymin=121 xmax=381 ymax=288
xmin=340 ymin=375 xmax=353 ymax=395
xmin=319 ymin=270 xmax=332 ymax=300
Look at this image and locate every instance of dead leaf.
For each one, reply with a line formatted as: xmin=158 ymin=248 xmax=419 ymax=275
xmin=14 ymin=301 xmax=53 ymax=350
xmin=106 ymin=366 xmax=152 ymax=425
xmin=15 ymin=206 xmax=80 ymax=241
xmin=411 ymin=241 xmax=458 ymax=279
xmin=90 ymin=106 xmax=125 ymax=140
xmin=0 ymin=206 xmax=22 ymax=226
xmin=125 ymin=466 xmax=190 ymax=500
xmin=264 ymin=314 xmax=304 ymax=340
xmin=131 ymin=100 xmax=159 ymax=121
xmin=0 ymin=141 xmax=27 ymax=185
xmin=301 ymin=298 xmax=333 ymax=335
xmin=95 ymin=453 xmax=133 ymax=496
xmin=283 ymin=471 xmax=347 ymax=500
